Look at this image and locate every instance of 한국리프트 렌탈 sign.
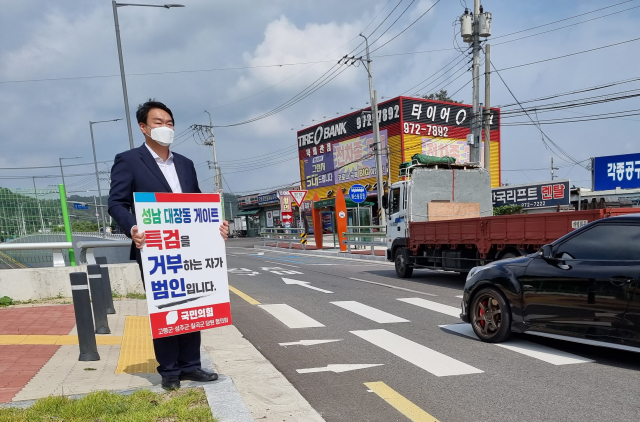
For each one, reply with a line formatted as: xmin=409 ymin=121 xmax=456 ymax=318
xmin=134 ymin=192 xmax=231 ymax=339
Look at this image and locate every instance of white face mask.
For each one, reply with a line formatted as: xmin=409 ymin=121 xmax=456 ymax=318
xmin=146 ymin=125 xmax=174 ymax=147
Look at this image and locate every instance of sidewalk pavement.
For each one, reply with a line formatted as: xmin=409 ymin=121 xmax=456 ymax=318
xmin=0 ymin=300 xmax=324 ymax=421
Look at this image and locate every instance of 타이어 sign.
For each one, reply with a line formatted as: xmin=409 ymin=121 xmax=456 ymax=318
xmin=134 ymin=192 xmax=231 ymax=339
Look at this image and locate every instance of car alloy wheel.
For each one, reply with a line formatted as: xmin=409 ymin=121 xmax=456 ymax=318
xmin=471 ymin=288 xmax=511 ymax=342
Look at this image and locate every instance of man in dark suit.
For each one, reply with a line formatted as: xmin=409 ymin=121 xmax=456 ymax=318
xmin=108 ymin=99 xmax=229 ymax=390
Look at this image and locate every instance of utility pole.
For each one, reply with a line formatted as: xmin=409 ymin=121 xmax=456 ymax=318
xmin=551 ymin=157 xmax=559 ymax=180
xmin=483 ymin=43 xmax=491 ymax=173
xmin=461 ymin=2 xmax=491 ymax=165
xmin=361 ymin=34 xmax=386 ymax=223
xmin=470 ymin=0 xmax=481 ymax=165
xmin=200 ymin=112 xmax=225 ymax=219
xmin=93 ymin=196 xmax=101 ymax=232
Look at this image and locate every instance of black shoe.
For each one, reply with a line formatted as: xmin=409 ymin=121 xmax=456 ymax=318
xmin=179 ymin=368 xmax=219 ymax=382
xmin=161 ymin=375 xmax=180 ymax=390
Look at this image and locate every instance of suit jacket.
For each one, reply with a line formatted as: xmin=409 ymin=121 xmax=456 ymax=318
xmin=108 ymin=143 xmax=201 ymax=261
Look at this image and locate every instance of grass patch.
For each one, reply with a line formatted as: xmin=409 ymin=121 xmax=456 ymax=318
xmin=0 ymin=387 xmax=216 ymax=421
xmin=112 ymin=292 xmax=146 ymax=300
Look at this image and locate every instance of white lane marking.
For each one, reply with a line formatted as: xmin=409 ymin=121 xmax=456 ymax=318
xmin=282 ymin=277 xmax=334 ymax=294
xmin=439 ymin=324 xmax=594 ymax=365
xmin=525 ymin=330 xmax=640 ymax=354
xmin=398 ymin=297 xmax=460 ymax=318
xmin=307 ymin=263 xmax=338 ymax=266
xmin=253 ymin=247 xmax=394 ymax=265
xmin=455 ymin=295 xmax=463 ymax=299
xmin=258 ymin=304 xmax=325 ymax=328
xmin=279 ymin=339 xmax=343 ymax=347
xmin=263 ymin=260 xmax=300 ymax=268
xmin=297 ymin=364 xmax=383 ymax=374
xmin=349 ymin=278 xmax=437 ymax=296
xmin=332 ymin=301 xmax=409 ymax=324
xmin=352 ymin=329 xmax=483 ymax=377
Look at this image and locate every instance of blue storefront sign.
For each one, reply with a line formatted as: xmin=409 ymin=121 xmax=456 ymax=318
xmin=349 ymin=184 xmax=367 ymax=204
xmin=593 ymin=153 xmax=640 ymax=191
xmin=258 ymin=192 xmax=279 ymax=206
xmin=492 ymin=180 xmax=570 ymax=209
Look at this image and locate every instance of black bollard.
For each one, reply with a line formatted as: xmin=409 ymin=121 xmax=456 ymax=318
xmin=95 ymin=257 xmax=115 ymax=315
xmin=87 ymin=264 xmax=111 ymax=334
xmin=70 ymin=272 xmax=100 ymax=361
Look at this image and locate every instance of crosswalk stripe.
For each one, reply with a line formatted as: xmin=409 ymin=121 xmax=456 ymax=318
xmin=351 ymin=329 xmax=483 ymax=377
xmin=259 ymin=304 xmax=325 ymax=328
xmin=439 ymin=324 xmax=594 ymax=365
xmin=332 ymin=301 xmax=409 ymax=323
xmin=398 ymin=298 xmax=461 ymax=318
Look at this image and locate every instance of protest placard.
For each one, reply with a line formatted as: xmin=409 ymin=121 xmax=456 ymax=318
xmin=134 ymin=192 xmax=231 ymax=339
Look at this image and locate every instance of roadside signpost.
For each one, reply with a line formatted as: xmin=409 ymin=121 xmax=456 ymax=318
xmin=289 ymin=190 xmax=308 ymax=232
xmin=134 ymin=192 xmax=231 ymax=339
xmin=349 ymin=184 xmax=367 ymax=231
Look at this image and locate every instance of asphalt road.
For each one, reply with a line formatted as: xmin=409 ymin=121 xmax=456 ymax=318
xmin=225 ymin=242 xmax=640 ymax=422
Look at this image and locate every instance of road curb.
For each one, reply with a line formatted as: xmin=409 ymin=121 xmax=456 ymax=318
xmin=253 ymin=245 xmax=390 ymax=263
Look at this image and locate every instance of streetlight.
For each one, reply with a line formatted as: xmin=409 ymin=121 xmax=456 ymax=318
xmin=59 ymin=156 xmax=82 ymax=196
xmin=112 ymin=1 xmax=185 ymax=150
xmin=90 ymin=118 xmax=122 ymax=236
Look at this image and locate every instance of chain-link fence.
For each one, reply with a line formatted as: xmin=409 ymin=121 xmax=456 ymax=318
xmin=0 ymin=187 xmax=68 ymax=267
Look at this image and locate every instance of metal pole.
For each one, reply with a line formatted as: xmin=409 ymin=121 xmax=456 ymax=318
xmin=483 ymin=44 xmax=491 ymax=174
xmin=360 ymin=34 xmax=386 ymax=223
xmin=90 ymin=122 xmax=107 ymax=236
xmin=69 ymin=272 xmax=100 ymax=361
xmin=471 ymin=0 xmax=481 ymax=164
xmin=32 ymin=177 xmax=45 ymax=233
xmin=112 ymin=1 xmax=134 ymax=150
xmin=59 ymin=184 xmax=76 ymax=266
xmin=93 ymin=196 xmax=101 ymax=232
xmin=95 ymin=256 xmax=115 ymax=314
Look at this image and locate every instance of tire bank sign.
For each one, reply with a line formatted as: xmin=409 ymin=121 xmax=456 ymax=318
xmin=297 ymin=96 xmax=501 ymax=201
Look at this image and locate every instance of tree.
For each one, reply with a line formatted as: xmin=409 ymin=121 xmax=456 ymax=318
xmin=422 ymin=89 xmax=462 ymax=104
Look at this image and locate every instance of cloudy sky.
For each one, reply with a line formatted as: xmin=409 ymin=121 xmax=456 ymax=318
xmin=1 ymin=0 xmax=638 ymax=196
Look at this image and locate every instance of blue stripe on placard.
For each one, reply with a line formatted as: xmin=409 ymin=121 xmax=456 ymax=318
xmin=134 ymin=192 xmax=157 ymax=202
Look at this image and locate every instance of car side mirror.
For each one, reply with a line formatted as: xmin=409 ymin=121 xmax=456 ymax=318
xmin=539 ymin=244 xmax=553 ymax=260
xmin=382 ymin=194 xmax=388 ymax=209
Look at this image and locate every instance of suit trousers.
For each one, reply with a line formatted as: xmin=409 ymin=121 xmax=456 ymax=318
xmin=138 ymin=259 xmax=201 ymax=377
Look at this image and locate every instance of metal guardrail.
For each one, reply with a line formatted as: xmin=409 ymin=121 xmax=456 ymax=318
xmin=76 ymin=240 xmax=131 ymax=265
xmin=342 ymin=225 xmax=387 ymax=255
xmin=0 ymin=242 xmax=72 ymax=267
xmin=260 ymin=228 xmax=306 ymax=249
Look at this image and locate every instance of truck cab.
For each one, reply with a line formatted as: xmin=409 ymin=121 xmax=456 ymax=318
xmin=385 ymin=180 xmax=409 ymax=262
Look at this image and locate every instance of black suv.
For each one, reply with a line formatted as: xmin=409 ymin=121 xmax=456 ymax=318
xmin=461 ymin=213 xmax=640 ymax=351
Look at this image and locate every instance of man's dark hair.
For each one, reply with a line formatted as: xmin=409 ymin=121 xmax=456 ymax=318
xmin=136 ymin=99 xmax=174 ymax=125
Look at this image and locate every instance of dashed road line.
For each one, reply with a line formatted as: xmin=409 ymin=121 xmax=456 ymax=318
xmin=365 ymin=381 xmax=440 ymax=422
xmin=332 ymin=301 xmax=409 ymax=323
xmin=259 ymin=304 xmax=325 ymax=328
xmin=349 ymin=278 xmax=437 ymax=296
xmin=352 ymin=329 xmax=483 ymax=377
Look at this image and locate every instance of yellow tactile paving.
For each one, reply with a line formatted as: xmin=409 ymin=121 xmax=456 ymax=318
xmin=20 ymin=335 xmax=59 ymax=345
xmin=0 ymin=335 xmax=122 ymax=345
xmin=0 ymin=335 xmax=28 ymax=345
xmin=114 ymin=316 xmax=158 ymax=374
xmin=365 ymin=381 xmax=440 ymax=422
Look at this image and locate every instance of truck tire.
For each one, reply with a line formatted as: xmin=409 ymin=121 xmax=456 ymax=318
xmin=470 ymin=287 xmax=511 ymax=343
xmin=395 ymin=247 xmax=413 ymax=278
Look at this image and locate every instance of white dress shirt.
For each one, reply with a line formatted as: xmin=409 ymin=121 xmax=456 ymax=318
xmin=132 ymin=144 xmax=182 ymax=236
xmin=145 ymin=143 xmax=182 ymax=193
